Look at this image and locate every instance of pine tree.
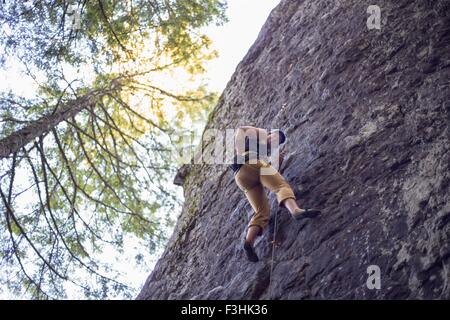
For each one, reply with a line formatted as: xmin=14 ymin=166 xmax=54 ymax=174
xmin=0 ymin=0 xmax=227 ymax=299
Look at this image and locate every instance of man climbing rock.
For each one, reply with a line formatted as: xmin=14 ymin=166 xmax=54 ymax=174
xmin=230 ymin=126 xmax=321 ymax=262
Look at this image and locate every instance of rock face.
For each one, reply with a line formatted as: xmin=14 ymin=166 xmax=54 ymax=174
xmin=138 ymin=0 xmax=450 ymax=299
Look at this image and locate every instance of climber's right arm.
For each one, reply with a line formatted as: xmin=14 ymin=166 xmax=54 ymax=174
xmin=237 ymin=126 xmax=268 ymax=137
xmin=234 ymin=126 xmax=268 ymax=154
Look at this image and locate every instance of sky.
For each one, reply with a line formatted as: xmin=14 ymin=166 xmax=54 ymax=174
xmin=202 ymin=0 xmax=281 ymax=92
xmin=0 ymin=0 xmax=281 ymax=299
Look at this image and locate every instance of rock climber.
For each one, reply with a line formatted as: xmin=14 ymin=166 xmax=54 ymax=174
xmin=229 ymin=126 xmax=321 ymax=262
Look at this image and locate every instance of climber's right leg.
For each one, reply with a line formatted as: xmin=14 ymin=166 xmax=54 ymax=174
xmin=259 ymin=160 xmax=321 ymax=220
xmin=282 ymin=198 xmax=302 ymax=214
xmin=282 ymin=198 xmax=320 ymax=219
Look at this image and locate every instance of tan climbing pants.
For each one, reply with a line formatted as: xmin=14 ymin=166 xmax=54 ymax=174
xmin=234 ymin=159 xmax=296 ymax=236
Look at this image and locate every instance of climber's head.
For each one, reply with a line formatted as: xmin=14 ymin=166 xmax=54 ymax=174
xmin=267 ymin=129 xmax=286 ymax=148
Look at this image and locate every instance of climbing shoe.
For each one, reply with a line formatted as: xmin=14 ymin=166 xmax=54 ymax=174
xmin=292 ymin=208 xmax=321 ymax=221
xmin=243 ymin=240 xmax=259 ymax=262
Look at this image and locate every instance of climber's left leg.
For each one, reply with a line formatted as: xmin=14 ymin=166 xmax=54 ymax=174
xmin=241 ymin=184 xmax=270 ymax=263
xmin=234 ymin=164 xmax=270 ymax=262
xmin=244 ymin=183 xmax=270 ymax=242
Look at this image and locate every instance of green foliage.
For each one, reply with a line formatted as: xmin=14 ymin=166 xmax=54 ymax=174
xmin=0 ymin=0 xmax=227 ymax=299
xmin=1 ymin=0 xmax=227 ymax=71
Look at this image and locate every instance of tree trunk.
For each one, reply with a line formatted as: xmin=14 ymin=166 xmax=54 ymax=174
xmin=0 ymin=89 xmax=109 ymax=159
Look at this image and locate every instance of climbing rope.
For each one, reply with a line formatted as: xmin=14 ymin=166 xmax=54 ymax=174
xmin=268 ymin=208 xmax=279 ymax=300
